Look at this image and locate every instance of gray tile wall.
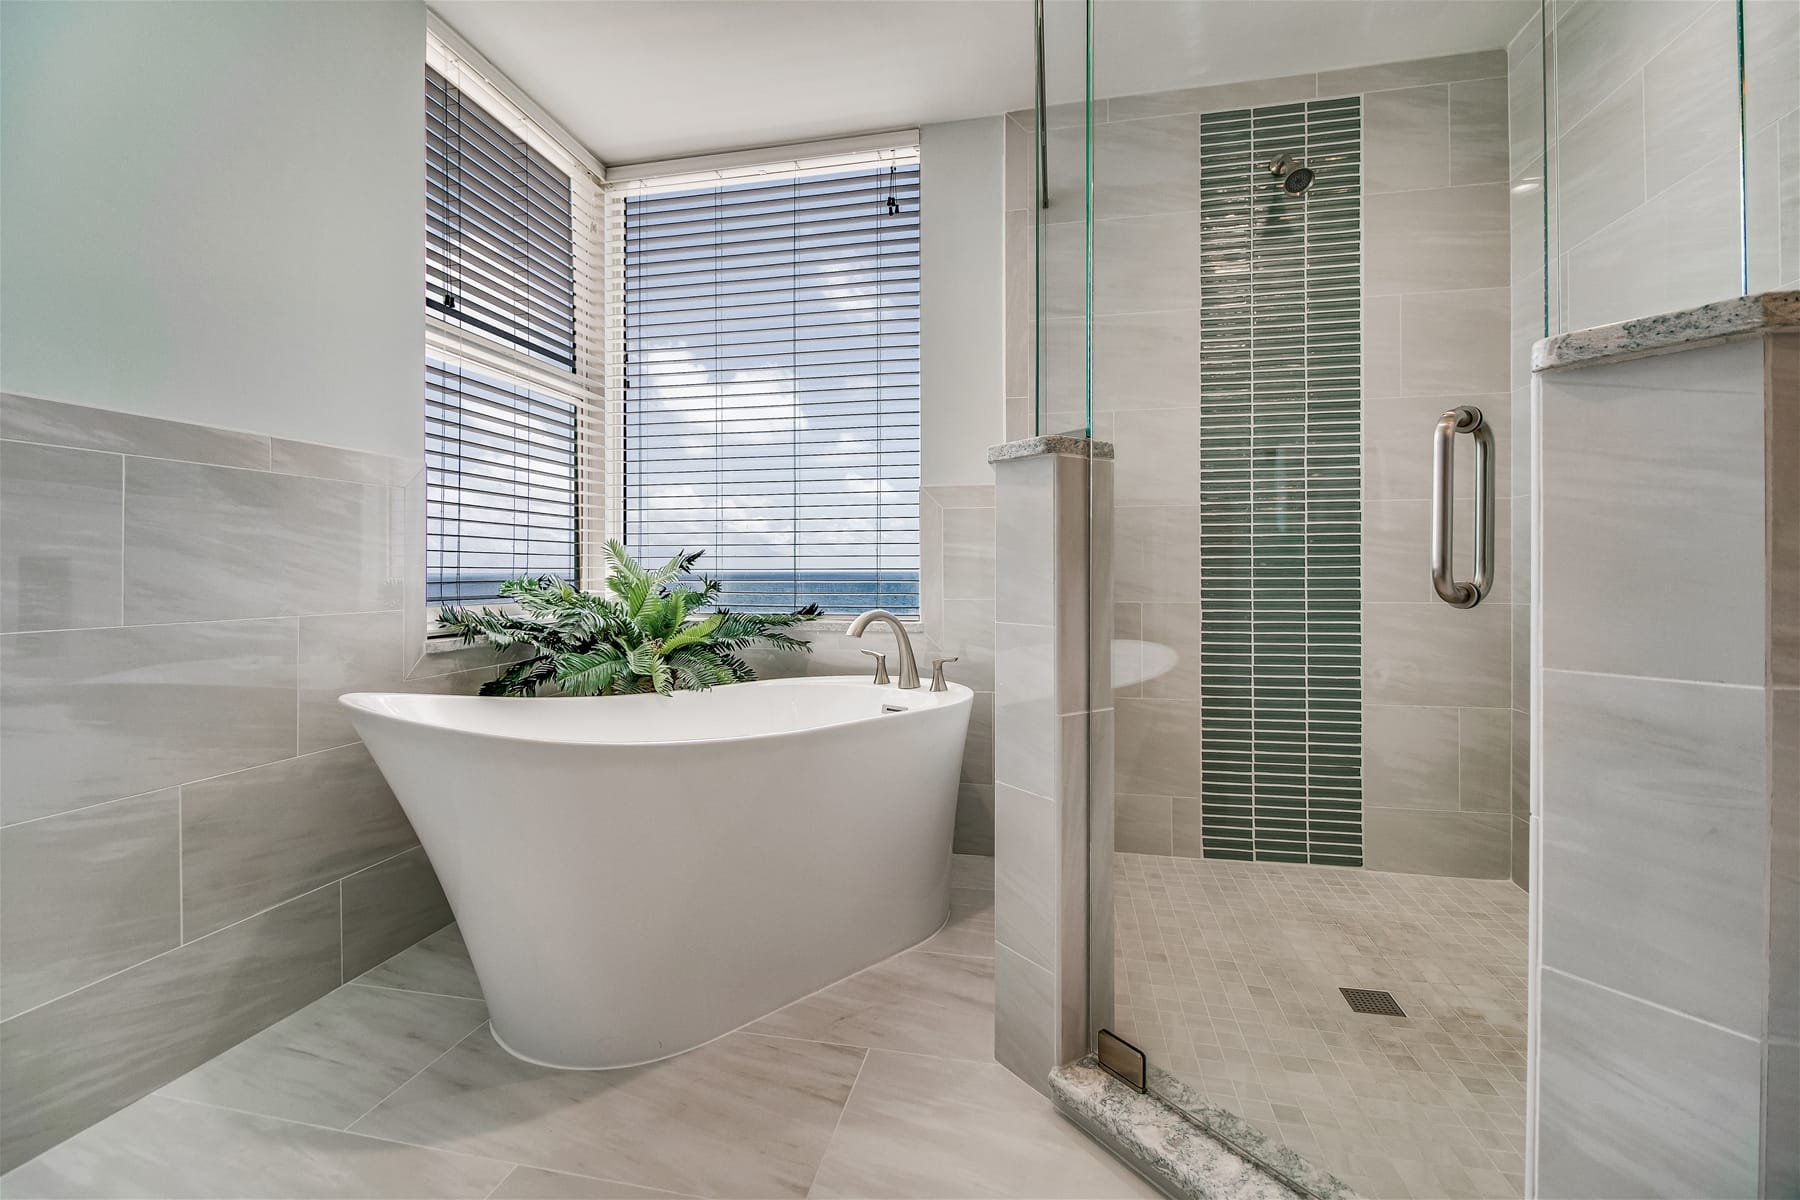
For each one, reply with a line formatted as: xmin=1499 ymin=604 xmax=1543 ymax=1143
xmin=1537 ymin=0 xmax=1799 ymax=330
xmin=1004 ymin=52 xmax=1517 ymax=881
xmin=989 ymin=444 xmax=1110 ymax=1096
xmin=0 ymin=392 xmax=502 ymax=1171
xmin=1531 ymin=335 xmax=1796 ymax=1198
xmin=746 ymin=482 xmax=997 ymax=854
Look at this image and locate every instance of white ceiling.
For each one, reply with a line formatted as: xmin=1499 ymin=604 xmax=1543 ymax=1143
xmin=428 ymin=0 xmax=1536 ymax=167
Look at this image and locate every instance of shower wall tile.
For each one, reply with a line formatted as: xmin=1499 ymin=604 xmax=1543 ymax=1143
xmin=1135 ymin=603 xmax=1200 ymax=700
xmin=1110 ymin=409 xmax=1200 ymax=507
xmin=0 ymin=441 xmax=123 ymax=633
xmin=1554 ymin=78 xmax=1647 ymax=250
xmin=995 ymin=783 xmax=1057 ymax=971
xmin=1092 ymin=214 xmax=1202 ymax=316
xmin=1106 ymin=72 xmax=1318 ymax=121
xmin=1641 ymin=0 xmax=1740 ymax=196
xmin=0 ymin=790 xmax=180 ymax=1020
xmin=1362 ymin=704 xmax=1460 ymax=809
xmin=1094 ymin=115 xmax=1202 ymax=221
xmin=1536 ymin=967 xmax=1761 ymax=1200
xmin=1550 ymin=0 xmax=1711 ymax=134
xmin=1449 ymin=76 xmax=1510 ymax=186
xmin=0 ymin=618 xmax=299 ymax=824
xmin=180 ymin=744 xmax=415 ymax=941
xmin=0 ymin=886 xmax=341 ymax=1172
xmin=1114 ymin=794 xmax=1173 ymax=856
xmin=1363 ymin=85 xmax=1449 ymax=194
xmin=1363 ymin=296 xmax=1402 ymax=398
xmin=1400 ymin=289 xmax=1510 ymax=395
xmin=1364 ymin=392 xmax=1511 ymax=503
xmin=1457 ymin=707 xmax=1512 ymax=813
xmin=340 ymin=845 xmax=453 ymax=980
xmin=1115 ymin=699 xmax=1200 ymax=799
xmin=1317 ymin=49 xmax=1506 ymax=98
xmin=1364 ymin=601 xmax=1510 ymax=709
xmin=1510 ymin=817 xmax=1529 ymax=890
xmin=0 ymin=392 xmax=270 ymax=470
xmin=1365 ymin=183 xmax=1509 ymax=296
xmin=1092 ymin=313 xmax=1201 ymax=410
xmin=1113 ymin=505 xmax=1199 ymax=603
xmin=1539 ymin=340 xmax=1766 ymax=685
xmin=0 ymin=395 xmax=467 ymax=1165
xmin=1362 ymin=808 xmax=1510 ymax=878
xmin=1539 ymin=670 xmax=1768 ymax=1037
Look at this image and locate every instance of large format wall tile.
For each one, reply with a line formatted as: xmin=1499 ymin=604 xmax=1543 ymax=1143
xmin=0 ymin=619 xmax=298 ymax=824
xmin=340 ymin=845 xmax=453 ymax=980
xmin=1536 ymin=967 xmax=1761 ymax=1199
xmin=1449 ymin=76 xmax=1510 ymax=186
xmin=0 ymin=393 xmax=270 ymax=470
xmin=1364 ymin=601 xmax=1510 ymax=708
xmin=1317 ymin=49 xmax=1505 ymax=97
xmin=1539 ymin=341 xmax=1765 ymax=684
xmin=123 ymin=458 xmax=396 ymax=624
xmin=1540 ymin=670 xmax=1768 ymax=1036
xmin=0 ymin=441 xmax=123 ymax=633
xmin=1362 ymin=807 xmax=1510 ymax=877
xmin=1554 ymin=77 xmax=1648 ymax=250
xmin=1365 ymin=184 xmax=1508 ymax=296
xmin=0 ymin=790 xmax=180 ymax=1019
xmin=180 ymin=744 xmax=415 ymax=939
xmin=297 ymin=610 xmax=408 ymax=754
xmin=1363 ymin=85 xmax=1449 ymax=193
xmin=1362 ymin=704 xmax=1459 ymax=809
xmin=1550 ymin=0 xmax=1712 ymax=134
xmin=0 ymin=886 xmax=340 ymax=1171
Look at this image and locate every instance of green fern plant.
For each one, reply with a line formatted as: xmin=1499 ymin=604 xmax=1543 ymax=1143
xmin=435 ymin=541 xmax=820 ymax=697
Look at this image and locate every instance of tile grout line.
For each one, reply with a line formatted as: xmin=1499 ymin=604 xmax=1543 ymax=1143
xmin=344 ymin=1018 xmax=492 ymax=1133
xmin=151 ymin=1090 xmax=522 ymax=1176
xmin=798 ymin=1046 xmax=869 ymax=1197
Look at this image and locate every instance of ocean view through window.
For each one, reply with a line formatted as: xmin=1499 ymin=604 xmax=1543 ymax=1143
xmin=615 ymin=149 xmax=922 ymax=615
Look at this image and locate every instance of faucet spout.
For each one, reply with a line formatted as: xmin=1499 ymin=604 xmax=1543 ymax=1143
xmin=847 ymin=609 xmax=921 ymax=689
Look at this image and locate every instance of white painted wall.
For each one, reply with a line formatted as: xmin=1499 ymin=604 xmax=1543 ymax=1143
xmin=919 ymin=116 xmax=1006 ymax=486
xmin=0 ymin=0 xmax=426 ymax=460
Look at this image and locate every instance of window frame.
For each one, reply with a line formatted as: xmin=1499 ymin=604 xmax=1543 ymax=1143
xmin=601 ymin=134 xmax=924 ymax=618
xmin=424 ymin=18 xmax=607 ymax=624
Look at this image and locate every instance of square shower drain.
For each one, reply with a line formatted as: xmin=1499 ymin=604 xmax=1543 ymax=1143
xmin=1339 ymin=987 xmax=1406 ymax=1016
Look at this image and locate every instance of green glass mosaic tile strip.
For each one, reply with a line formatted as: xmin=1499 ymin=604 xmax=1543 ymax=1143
xmin=1198 ymin=96 xmax=1363 ymax=868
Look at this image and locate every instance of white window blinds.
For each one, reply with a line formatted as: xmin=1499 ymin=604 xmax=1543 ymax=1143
xmin=607 ymin=145 xmax=922 ymax=615
xmin=423 ymin=38 xmax=603 ymax=608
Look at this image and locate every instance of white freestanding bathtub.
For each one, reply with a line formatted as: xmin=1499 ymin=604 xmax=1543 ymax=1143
xmin=341 ymin=676 xmax=972 ymax=1069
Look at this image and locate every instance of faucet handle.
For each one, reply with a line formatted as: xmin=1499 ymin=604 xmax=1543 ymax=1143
xmin=929 ymin=657 xmax=958 ymax=692
xmin=861 ymin=649 xmax=891 ymax=685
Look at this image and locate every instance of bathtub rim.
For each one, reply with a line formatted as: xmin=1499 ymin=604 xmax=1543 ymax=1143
xmin=339 ymin=675 xmax=973 ymax=750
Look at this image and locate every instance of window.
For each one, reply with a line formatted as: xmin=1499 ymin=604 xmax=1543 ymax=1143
xmin=610 ymin=148 xmax=922 ymax=615
xmin=423 ymin=37 xmax=601 ymax=607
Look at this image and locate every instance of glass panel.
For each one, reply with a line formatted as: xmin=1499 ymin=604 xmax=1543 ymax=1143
xmin=1544 ymin=0 xmax=1756 ymax=330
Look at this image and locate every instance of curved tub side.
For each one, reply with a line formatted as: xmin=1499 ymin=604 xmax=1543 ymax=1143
xmin=348 ymin=687 xmax=970 ymax=1068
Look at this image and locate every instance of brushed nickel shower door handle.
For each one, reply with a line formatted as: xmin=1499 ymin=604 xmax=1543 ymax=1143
xmin=1431 ymin=405 xmax=1495 ymax=609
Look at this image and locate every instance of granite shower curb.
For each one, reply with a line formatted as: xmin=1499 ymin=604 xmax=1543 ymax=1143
xmin=1050 ymin=1056 xmax=1360 ymax=1200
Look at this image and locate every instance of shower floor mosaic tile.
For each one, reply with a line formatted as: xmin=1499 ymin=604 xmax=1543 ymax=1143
xmin=2 ymin=856 xmax=1161 ymax=1200
xmin=1114 ymin=852 xmax=1528 ymax=1200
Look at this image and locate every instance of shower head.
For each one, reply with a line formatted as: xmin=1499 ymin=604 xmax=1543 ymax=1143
xmin=1268 ymin=153 xmax=1316 ymax=195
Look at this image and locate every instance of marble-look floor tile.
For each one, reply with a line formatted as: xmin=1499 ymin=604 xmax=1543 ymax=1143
xmin=158 ymin=983 xmax=488 ymax=1128
xmin=806 ymin=1050 xmax=1159 ymax=1199
xmin=489 ymin=1166 xmax=694 ymax=1199
xmin=746 ymin=949 xmax=995 ymax=1062
xmin=354 ymin=1028 xmax=863 ymax=1199
xmin=920 ymin=888 xmax=995 ymax=959
xmin=355 ymin=923 xmax=483 ymax=1000
xmin=0 ymin=1094 xmax=511 ymax=1199
xmin=0 ymin=790 xmax=180 ymax=1020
